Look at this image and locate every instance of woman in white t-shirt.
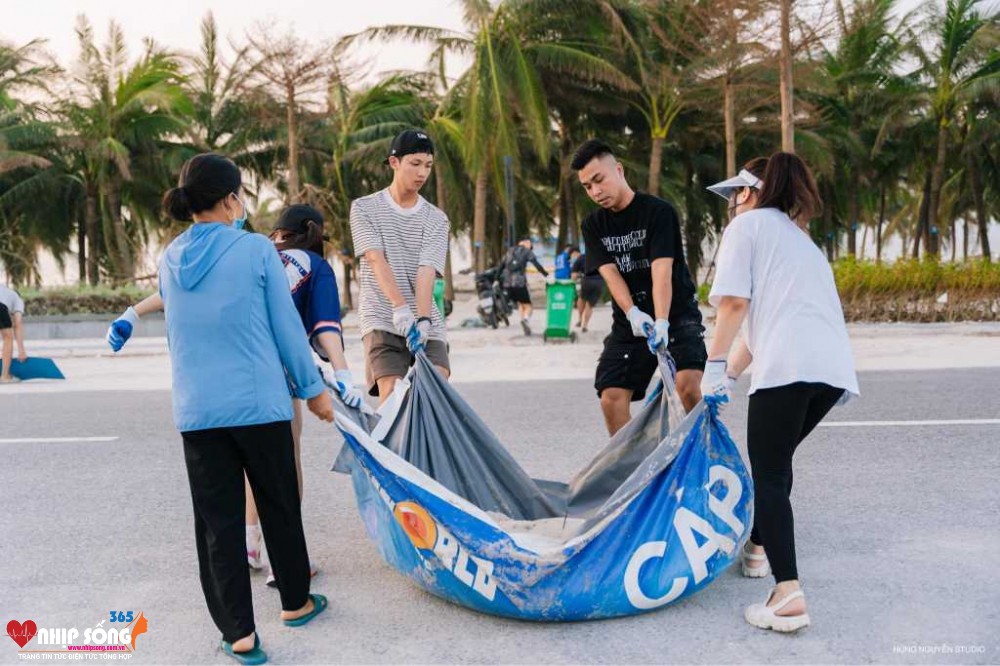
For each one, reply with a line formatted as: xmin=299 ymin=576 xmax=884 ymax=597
xmin=703 ymin=152 xmax=859 ymax=633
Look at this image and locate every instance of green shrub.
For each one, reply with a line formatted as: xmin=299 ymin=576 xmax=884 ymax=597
xmin=22 ymin=285 xmax=156 ymax=316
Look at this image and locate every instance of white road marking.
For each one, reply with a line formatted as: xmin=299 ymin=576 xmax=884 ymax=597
xmin=820 ymin=419 xmax=1000 ymax=428
xmin=0 ymin=436 xmax=120 ymax=444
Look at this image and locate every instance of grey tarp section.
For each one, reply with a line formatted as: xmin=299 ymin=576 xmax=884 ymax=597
xmin=358 ymin=349 xmax=692 ymax=528
xmin=330 ymin=391 xmax=379 ymax=473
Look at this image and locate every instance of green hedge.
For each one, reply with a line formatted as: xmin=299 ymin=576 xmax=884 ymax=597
xmin=701 ymin=259 xmax=999 ymax=322
xmin=21 ymin=285 xmax=156 ymax=316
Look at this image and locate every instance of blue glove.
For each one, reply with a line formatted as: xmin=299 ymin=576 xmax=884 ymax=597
xmin=107 ymin=306 xmax=140 ymax=352
xmin=646 ymin=318 xmax=670 ymax=354
xmin=406 ymin=318 xmax=430 ymax=353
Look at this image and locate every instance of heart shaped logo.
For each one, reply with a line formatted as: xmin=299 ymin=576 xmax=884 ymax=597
xmin=7 ymin=620 xmax=37 ymax=649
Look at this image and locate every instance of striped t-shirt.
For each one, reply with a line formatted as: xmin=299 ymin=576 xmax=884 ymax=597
xmin=350 ymin=189 xmax=449 ymax=341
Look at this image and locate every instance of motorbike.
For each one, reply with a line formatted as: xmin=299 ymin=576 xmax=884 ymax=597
xmin=474 ymin=266 xmax=512 ymax=329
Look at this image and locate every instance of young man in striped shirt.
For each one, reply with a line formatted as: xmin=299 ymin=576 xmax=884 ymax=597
xmin=350 ymin=129 xmax=451 ymax=403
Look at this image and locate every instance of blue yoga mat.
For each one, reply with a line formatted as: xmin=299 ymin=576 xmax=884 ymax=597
xmin=1 ymin=357 xmax=65 ymax=380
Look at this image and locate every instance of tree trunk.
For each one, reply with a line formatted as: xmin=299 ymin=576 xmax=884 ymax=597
xmin=968 ymin=147 xmax=991 ymax=262
xmin=434 ymin=169 xmax=455 ymax=300
xmin=822 ymin=182 xmax=834 ymax=261
xmin=963 ymin=218 xmax=969 ymax=261
xmin=682 ymin=157 xmax=703 ymax=280
xmin=724 ymin=76 xmax=737 ymax=177
xmin=779 ymin=0 xmax=795 ymax=153
xmin=85 ymin=187 xmax=100 ymax=286
xmin=286 ymin=85 xmax=300 ymax=202
xmin=847 ymin=167 xmax=859 ymax=257
xmin=648 ymin=135 xmax=664 ymax=196
xmin=107 ymin=180 xmax=133 ymax=281
xmin=913 ymin=169 xmax=932 ymax=258
xmin=473 ymin=170 xmax=488 ymax=273
xmin=926 ymin=118 xmax=948 ymax=258
xmin=342 ymin=258 xmax=353 ymax=311
xmin=876 ymin=185 xmax=885 ymax=264
xmin=77 ymin=212 xmax=86 ymax=284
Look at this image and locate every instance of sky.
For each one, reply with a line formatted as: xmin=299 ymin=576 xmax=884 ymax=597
xmin=3 ymin=0 xmax=469 ymax=82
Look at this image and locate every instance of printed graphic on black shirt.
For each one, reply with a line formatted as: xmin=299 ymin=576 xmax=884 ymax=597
xmin=581 ymin=192 xmax=698 ymax=337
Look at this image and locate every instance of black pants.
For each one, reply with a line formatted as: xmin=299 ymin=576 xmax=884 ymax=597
xmin=182 ymin=420 xmax=311 ymax=643
xmin=747 ymin=382 xmax=844 ymax=583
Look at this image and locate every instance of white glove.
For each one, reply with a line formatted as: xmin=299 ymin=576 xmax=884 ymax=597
xmin=392 ymin=305 xmax=415 ymax=337
xmin=836 ymin=389 xmax=854 ymax=406
xmin=545 ymin=274 xmax=556 ymax=285
xmin=625 ymin=306 xmax=655 ymax=338
xmin=647 ymin=318 xmax=670 ymax=353
xmin=322 ymin=367 xmax=364 ymax=410
xmin=416 ymin=317 xmax=431 ymax=344
xmin=700 ymin=359 xmax=735 ymax=401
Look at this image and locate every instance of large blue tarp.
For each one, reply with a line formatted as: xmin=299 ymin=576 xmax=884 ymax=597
xmin=334 ymin=353 xmax=753 ymax=621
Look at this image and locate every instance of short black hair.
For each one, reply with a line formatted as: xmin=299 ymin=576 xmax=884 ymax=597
xmin=571 ymin=139 xmax=615 ymax=170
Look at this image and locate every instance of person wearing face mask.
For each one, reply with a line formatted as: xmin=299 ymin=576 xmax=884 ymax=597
xmin=155 ymin=153 xmax=330 ymax=663
xmin=704 ymin=152 xmax=858 ymax=633
xmin=106 ymin=202 xmax=363 ymax=588
xmin=572 ymin=139 xmax=707 ymax=436
xmin=349 ymin=129 xmax=450 ymax=404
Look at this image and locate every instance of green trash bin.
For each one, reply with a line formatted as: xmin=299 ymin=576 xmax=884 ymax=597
xmin=433 ymin=278 xmax=447 ymax=319
xmin=543 ymin=279 xmax=577 ymax=343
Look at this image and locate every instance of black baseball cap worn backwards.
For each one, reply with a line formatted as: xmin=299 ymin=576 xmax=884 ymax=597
xmin=274 ymin=204 xmax=324 ymax=234
xmin=385 ymin=129 xmax=434 ymax=164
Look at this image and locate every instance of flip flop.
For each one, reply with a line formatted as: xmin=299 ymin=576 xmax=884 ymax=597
xmin=220 ymin=633 xmax=267 ymax=665
xmin=282 ymin=594 xmax=328 ymax=627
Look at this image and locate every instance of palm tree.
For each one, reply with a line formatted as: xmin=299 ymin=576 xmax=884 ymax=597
xmin=341 ymin=0 xmax=631 ymax=272
xmin=245 ymin=24 xmax=331 ymax=203
xmin=814 ymin=0 xmax=918 ymax=256
xmin=64 ymin=17 xmax=190 ymax=282
xmin=917 ymin=0 xmax=999 ymax=256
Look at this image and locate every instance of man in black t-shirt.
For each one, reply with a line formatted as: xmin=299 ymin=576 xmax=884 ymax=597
xmin=572 ymin=139 xmax=706 ymax=435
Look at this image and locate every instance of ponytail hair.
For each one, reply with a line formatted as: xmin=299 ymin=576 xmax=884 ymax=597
xmin=754 ymin=151 xmax=822 ymax=222
xmin=270 ymin=204 xmax=327 ymax=255
xmin=162 ymin=153 xmax=241 ymax=221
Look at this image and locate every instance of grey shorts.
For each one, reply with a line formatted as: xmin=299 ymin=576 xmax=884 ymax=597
xmin=363 ymin=330 xmax=450 ymax=396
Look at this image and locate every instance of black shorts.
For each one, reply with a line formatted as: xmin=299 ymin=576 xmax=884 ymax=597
xmin=579 ymin=278 xmax=603 ymax=306
xmin=506 ymin=286 xmax=531 ymax=305
xmin=594 ymin=318 xmax=708 ymax=401
xmin=0 ymin=303 xmax=11 ymax=330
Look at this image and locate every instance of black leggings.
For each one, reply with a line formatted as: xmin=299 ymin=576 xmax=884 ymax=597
xmin=748 ymin=382 xmax=844 ymax=583
xmin=182 ymin=420 xmax=311 ymax=643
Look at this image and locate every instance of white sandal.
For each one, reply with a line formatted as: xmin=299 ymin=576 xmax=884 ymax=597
xmin=745 ymin=589 xmax=810 ymax=633
xmin=741 ymin=542 xmax=771 ymax=578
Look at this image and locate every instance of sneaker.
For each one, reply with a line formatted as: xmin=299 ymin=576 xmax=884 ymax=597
xmin=246 ymin=526 xmax=265 ymax=570
xmin=266 ymin=562 xmax=318 ymax=588
xmin=0 ymin=376 xmax=21 ymax=384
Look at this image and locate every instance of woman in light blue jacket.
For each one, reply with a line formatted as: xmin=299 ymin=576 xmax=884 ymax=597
xmin=159 ymin=153 xmax=330 ymax=664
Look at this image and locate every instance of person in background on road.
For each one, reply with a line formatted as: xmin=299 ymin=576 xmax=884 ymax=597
xmin=573 ymin=139 xmax=706 ymax=435
xmin=554 ymin=244 xmax=573 ymax=280
xmin=704 ymin=151 xmax=858 ymax=633
xmin=499 ymin=237 xmax=552 ymax=336
xmin=0 ymin=283 xmax=27 ymax=384
xmin=350 ymin=128 xmax=450 ymax=404
xmin=106 ymin=203 xmax=363 ymax=588
xmin=158 ymin=152 xmax=330 ymax=664
xmin=570 ymin=247 xmax=603 ymax=333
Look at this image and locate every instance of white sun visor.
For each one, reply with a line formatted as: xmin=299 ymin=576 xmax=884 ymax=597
xmin=706 ymin=169 xmax=763 ymax=199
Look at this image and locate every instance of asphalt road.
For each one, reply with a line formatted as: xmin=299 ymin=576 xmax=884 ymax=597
xmin=2 ymin=368 xmax=998 ymax=664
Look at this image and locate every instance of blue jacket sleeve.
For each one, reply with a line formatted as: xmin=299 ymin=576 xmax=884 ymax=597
xmin=262 ymin=246 xmax=325 ymax=400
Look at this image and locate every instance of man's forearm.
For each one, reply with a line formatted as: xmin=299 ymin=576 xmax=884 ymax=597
xmin=415 ymin=265 xmax=437 ymax=318
xmin=651 ymin=258 xmax=673 ymax=321
xmin=598 ymin=265 xmax=634 ymax=312
xmin=366 ymin=250 xmax=406 ymax=308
